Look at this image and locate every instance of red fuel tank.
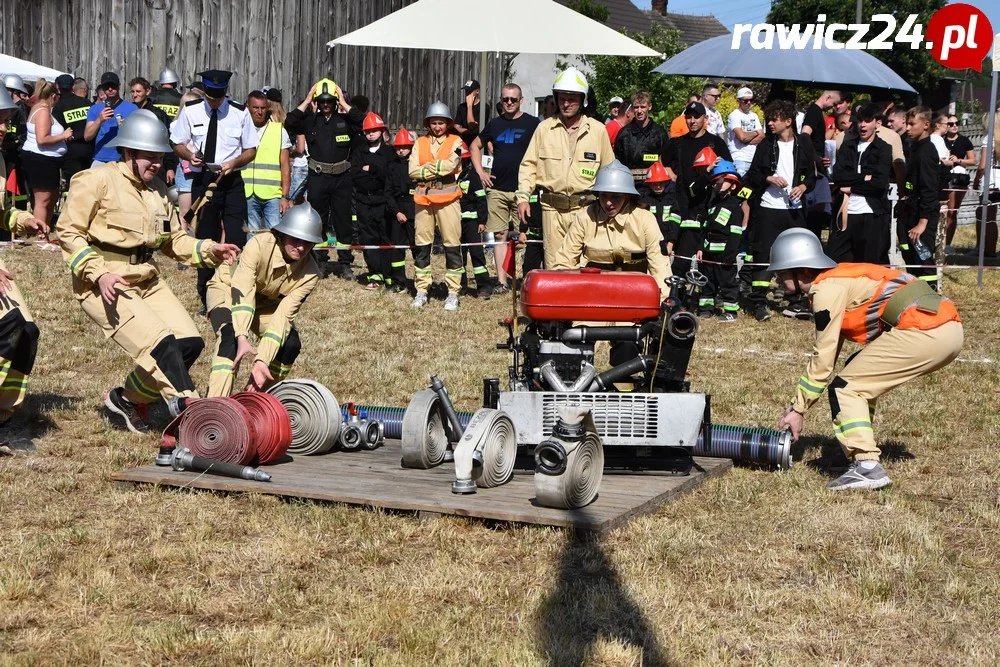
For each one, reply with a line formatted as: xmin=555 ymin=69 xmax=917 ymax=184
xmin=520 ymin=269 xmax=661 ymax=323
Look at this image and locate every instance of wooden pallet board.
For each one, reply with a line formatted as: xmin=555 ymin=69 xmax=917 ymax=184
xmin=112 ymin=442 xmax=732 ymax=532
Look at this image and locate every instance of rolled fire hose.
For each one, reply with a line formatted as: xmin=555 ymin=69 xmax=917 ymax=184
xmin=534 ymin=406 xmax=604 ymax=509
xmin=267 ymin=379 xmax=341 ymax=455
xmin=172 ymin=447 xmax=271 ymax=482
xmin=341 ymin=403 xmax=791 ymax=469
xmin=178 ymin=397 xmax=256 ymax=465
xmin=400 ymin=389 xmax=450 ymax=468
xmin=452 ymin=408 xmax=518 ymax=494
xmin=231 ymin=391 xmax=293 ymax=464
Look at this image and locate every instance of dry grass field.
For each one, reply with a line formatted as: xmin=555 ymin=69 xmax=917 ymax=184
xmin=1 ymin=230 xmax=999 ymax=666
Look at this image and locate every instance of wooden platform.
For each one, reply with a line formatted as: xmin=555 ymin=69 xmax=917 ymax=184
xmin=112 ymin=442 xmax=732 ymax=532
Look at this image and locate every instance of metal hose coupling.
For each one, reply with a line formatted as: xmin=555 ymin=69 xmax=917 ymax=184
xmin=267 ymin=379 xmax=341 ymax=455
xmin=451 ymin=408 xmax=518 ymax=494
xmin=534 ymin=406 xmax=604 ymax=509
xmin=359 ymin=411 xmax=384 ymax=450
xmin=666 ymin=309 xmax=699 ymax=340
xmin=171 ymin=447 xmax=272 ymax=482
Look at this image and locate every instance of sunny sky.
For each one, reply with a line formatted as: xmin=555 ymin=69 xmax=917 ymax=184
xmin=632 ymin=0 xmax=1000 ymax=46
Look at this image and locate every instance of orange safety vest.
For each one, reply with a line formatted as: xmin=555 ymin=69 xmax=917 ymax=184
xmin=413 ymin=134 xmax=463 ymax=205
xmin=813 ymin=263 xmax=961 ymax=345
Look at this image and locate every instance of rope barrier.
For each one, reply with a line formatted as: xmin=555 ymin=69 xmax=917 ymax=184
xmin=266 ymin=379 xmax=341 ymax=456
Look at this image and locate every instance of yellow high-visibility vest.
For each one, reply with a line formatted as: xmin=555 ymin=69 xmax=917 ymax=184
xmin=244 ymin=122 xmax=283 ymax=200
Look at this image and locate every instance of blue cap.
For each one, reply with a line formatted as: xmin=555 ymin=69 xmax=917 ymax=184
xmin=197 ymin=69 xmax=232 ymax=97
xmin=359 ymin=410 xmax=368 ymax=419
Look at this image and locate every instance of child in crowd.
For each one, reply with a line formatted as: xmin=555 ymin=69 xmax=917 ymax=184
xmin=351 ymin=112 xmax=395 ymax=289
xmin=640 ymin=161 xmax=678 ymax=257
xmin=457 ymin=144 xmax=495 ymax=297
xmin=897 ymin=105 xmax=942 ymax=291
xmin=384 ymin=127 xmax=416 ymax=293
xmin=697 ymin=160 xmax=745 ymax=322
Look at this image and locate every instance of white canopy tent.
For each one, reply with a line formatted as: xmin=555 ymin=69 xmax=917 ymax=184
xmin=329 ymin=0 xmax=662 ymax=129
xmin=0 ymin=53 xmax=68 ymax=82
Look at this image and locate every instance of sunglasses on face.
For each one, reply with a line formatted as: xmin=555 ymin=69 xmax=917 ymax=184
xmin=501 ymin=97 xmax=519 ymax=104
xmin=703 ymin=93 xmax=719 ymax=99
xmin=947 ymin=121 xmax=958 ymax=126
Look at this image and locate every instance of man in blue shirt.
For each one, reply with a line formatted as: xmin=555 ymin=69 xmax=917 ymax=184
xmin=83 ymin=72 xmax=138 ymax=164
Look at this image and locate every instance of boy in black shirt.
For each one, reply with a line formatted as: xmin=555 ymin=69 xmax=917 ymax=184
xmin=384 ymin=128 xmax=417 ymax=293
xmin=662 ymin=101 xmax=732 ymax=276
xmin=640 ymin=161 xmax=678 ymax=256
xmin=697 ymin=161 xmax=745 ymax=322
xmin=897 ymin=106 xmax=942 ymax=290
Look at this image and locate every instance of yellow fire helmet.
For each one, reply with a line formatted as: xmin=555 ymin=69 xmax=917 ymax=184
xmin=313 ymin=78 xmax=339 ymax=101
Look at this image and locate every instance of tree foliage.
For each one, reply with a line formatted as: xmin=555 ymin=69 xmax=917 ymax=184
xmin=766 ymin=0 xmax=947 ymax=98
xmin=578 ymin=23 xmax=696 ymax=123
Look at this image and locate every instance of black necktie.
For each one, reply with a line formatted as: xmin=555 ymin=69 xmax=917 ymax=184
xmin=204 ymin=108 xmax=218 ymax=163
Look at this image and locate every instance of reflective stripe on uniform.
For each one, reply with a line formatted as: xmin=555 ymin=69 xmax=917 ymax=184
xmin=126 ymin=371 xmax=160 ymax=400
xmin=798 ymin=376 xmax=825 ymax=397
xmin=833 ymin=419 xmax=873 ymax=436
xmin=262 ymin=331 xmax=283 ymax=346
xmin=679 ymin=219 xmax=700 ymax=229
xmin=68 ymin=246 xmax=95 ymax=273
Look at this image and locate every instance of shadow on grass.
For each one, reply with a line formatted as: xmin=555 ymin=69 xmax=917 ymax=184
xmin=793 ymin=434 xmax=915 ymax=477
xmin=1 ymin=392 xmax=81 ymax=448
xmin=536 ymin=529 xmax=671 ymax=666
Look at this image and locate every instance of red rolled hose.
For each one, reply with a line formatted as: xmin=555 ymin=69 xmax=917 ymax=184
xmin=178 ymin=398 xmax=256 ymax=465
xmin=232 ymin=392 xmax=293 ymax=464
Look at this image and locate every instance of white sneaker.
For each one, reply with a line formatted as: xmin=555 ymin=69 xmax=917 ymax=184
xmin=444 ymin=294 xmax=460 ymax=311
xmin=411 ymin=292 xmax=428 ymax=309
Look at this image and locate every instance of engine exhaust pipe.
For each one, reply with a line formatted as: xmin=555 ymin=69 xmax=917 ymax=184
xmin=588 ymin=355 xmax=656 ymax=391
xmin=539 ymin=361 xmax=597 ymax=393
xmin=561 ymin=322 xmax=657 ymax=343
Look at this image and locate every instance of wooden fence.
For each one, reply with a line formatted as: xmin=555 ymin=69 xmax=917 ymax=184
xmin=1 ymin=0 xmax=502 ymax=128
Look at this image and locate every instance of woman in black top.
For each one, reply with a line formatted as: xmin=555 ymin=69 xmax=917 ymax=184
xmin=943 ymin=115 xmax=976 ymax=248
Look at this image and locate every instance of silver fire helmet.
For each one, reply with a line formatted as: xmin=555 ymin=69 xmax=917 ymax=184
xmin=104 ymin=109 xmax=173 ymax=153
xmin=158 ymin=68 xmax=180 ymax=86
xmin=424 ymin=100 xmax=453 ymax=124
xmin=590 ymin=160 xmax=639 ymax=196
xmin=767 ymin=228 xmax=837 ymax=272
xmin=273 ymin=202 xmax=324 ymax=244
xmin=3 ymin=74 xmax=27 ymax=95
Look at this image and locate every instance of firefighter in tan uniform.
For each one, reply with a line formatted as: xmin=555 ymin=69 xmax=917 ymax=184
xmin=206 ymin=202 xmax=321 ymax=396
xmin=408 ymin=101 xmax=465 ymax=311
xmin=517 ymin=67 xmax=615 ymax=269
xmin=0 ymin=87 xmax=47 ymax=426
xmin=57 ymin=110 xmax=240 ymax=433
xmin=772 ymin=228 xmax=963 ymax=491
xmin=554 ymin=160 xmax=672 ymax=373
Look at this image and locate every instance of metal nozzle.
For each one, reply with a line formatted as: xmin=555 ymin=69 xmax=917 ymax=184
xmin=451 ymin=479 xmax=477 ymax=494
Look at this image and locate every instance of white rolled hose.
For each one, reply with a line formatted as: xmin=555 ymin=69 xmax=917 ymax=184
xmin=534 ymin=406 xmax=604 ymax=509
xmin=401 ymin=389 xmax=450 ymax=468
xmin=266 ymin=379 xmax=341 ymax=455
xmin=452 ymin=408 xmax=518 ymax=494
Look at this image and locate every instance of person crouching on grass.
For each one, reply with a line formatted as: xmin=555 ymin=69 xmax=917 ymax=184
xmin=205 ymin=202 xmax=321 ymax=396
xmin=771 ymin=228 xmax=962 ymax=491
xmin=57 ymin=110 xmax=240 ymax=434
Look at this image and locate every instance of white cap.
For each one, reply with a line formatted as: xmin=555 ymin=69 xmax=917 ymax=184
xmin=609 ymin=96 xmax=624 ymax=105
xmin=736 ymin=87 xmax=754 ymax=100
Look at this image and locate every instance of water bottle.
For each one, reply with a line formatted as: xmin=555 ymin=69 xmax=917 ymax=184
xmin=914 ymin=239 xmax=933 ymax=262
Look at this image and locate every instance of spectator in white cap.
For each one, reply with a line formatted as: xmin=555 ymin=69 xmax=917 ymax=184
xmin=727 ymin=87 xmax=764 ymax=177
xmin=606 ymin=96 xmax=624 ymax=125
